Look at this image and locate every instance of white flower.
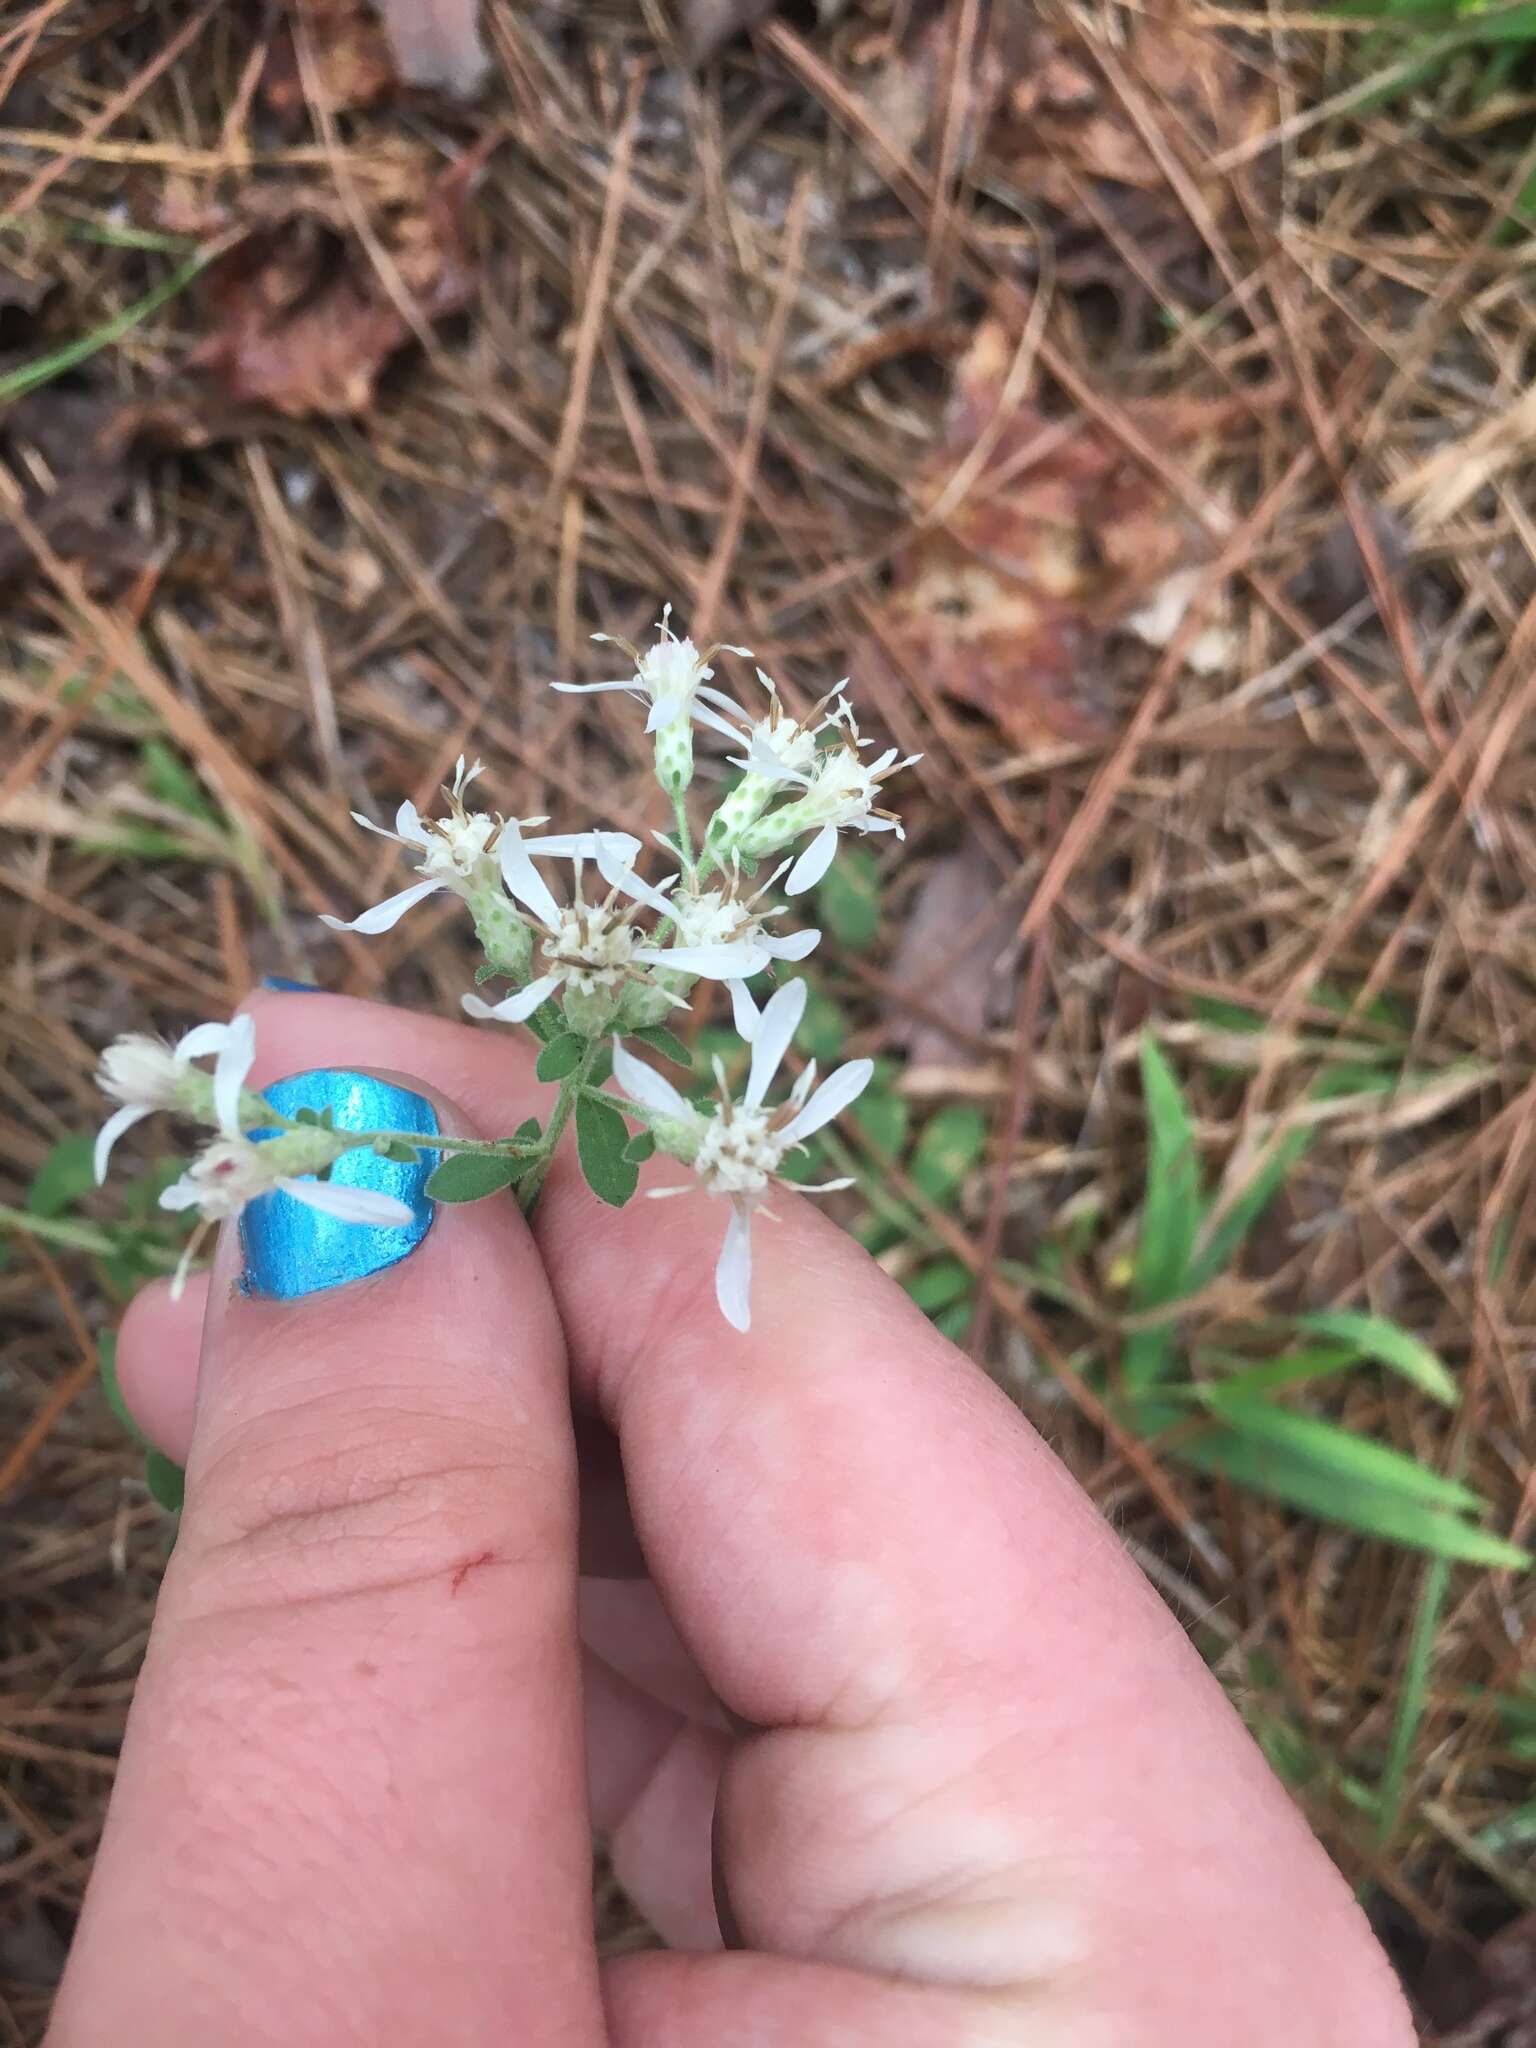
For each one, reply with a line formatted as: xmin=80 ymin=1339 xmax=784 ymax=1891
xmin=657 ymin=861 xmax=820 ymax=988
xmin=552 ymin=608 xmax=753 ymax=795
xmin=158 ymin=1135 xmax=413 ymax=1299
xmin=739 ymin=706 xmax=921 ymax=894
xmin=552 ymin=608 xmax=750 ymax=739
xmin=321 ymin=757 xmax=614 ymax=937
xmin=94 ymin=1014 xmax=257 ymax=1185
xmin=466 ymin=840 xmax=764 ymax=1027
xmin=462 ymin=847 xmax=664 ymax=1026
xmin=610 ymin=978 xmax=872 ymax=1332
xmin=731 ymin=672 xmax=849 ymax=789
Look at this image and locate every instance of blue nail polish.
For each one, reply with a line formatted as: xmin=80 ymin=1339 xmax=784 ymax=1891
xmin=260 ymin=976 xmax=323 ymax=993
xmin=241 ymin=1072 xmax=439 ymax=1300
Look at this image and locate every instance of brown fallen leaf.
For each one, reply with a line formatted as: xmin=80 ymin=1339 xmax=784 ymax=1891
xmin=187 ymin=146 xmax=487 ymax=417
xmin=262 ymin=0 xmax=398 ymax=121
xmin=871 ymin=313 xmax=1231 ymax=750
xmin=886 ymin=839 xmax=1018 ymax=1069
xmin=994 ymin=0 xmax=1275 ymax=227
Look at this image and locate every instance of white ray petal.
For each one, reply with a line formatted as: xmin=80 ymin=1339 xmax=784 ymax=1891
xmin=726 ymin=978 xmax=761 ymax=1039
xmin=745 ymin=977 xmax=807 ymax=1109
xmin=350 ymin=810 xmax=407 ymax=846
xmin=157 ymin=1172 xmax=204 ymax=1213
xmin=611 ymin=1040 xmax=692 ymax=1121
xmin=781 ymin=1057 xmax=874 ymax=1144
xmin=715 ymin=1200 xmax=755 ymax=1332
xmin=784 ymin=823 xmax=839 ymax=896
xmin=768 ymin=926 xmax=820 ymax=961
xmin=394 ymin=799 xmax=430 ymax=844
xmin=319 ymin=877 xmax=442 ymax=934
xmin=498 ymin=830 xmax=562 ymax=929
xmin=173 ymin=1020 xmax=235 ymax=1060
xmin=641 ymin=939 xmax=763 ymax=978
xmin=692 ymin=700 xmax=749 ymax=743
xmin=278 ymin=1178 xmax=416 ymax=1226
xmin=549 ymin=679 xmax=635 ymax=696
xmin=212 ymin=1012 xmax=257 ymax=1135
xmin=527 ymin=830 xmax=642 ymax=866
xmin=94 ymin=1102 xmax=150 ymax=1184
xmin=595 ymin=843 xmax=676 ymax=918
xmin=462 ymin=974 xmax=562 ymax=1025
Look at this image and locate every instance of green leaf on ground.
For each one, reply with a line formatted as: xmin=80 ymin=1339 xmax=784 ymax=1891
xmin=814 ymin=845 xmax=882 ymax=950
xmin=27 ymin=1135 xmax=97 ymax=1219
xmin=910 ymin=1105 xmax=987 ymax=1202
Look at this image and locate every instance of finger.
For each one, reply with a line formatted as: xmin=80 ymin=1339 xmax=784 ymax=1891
xmin=117 ymin=1281 xmax=648 ymax=1576
xmin=533 ymin=1157 xmax=1415 ymax=2047
xmin=54 ymin=1059 xmax=603 ymax=2048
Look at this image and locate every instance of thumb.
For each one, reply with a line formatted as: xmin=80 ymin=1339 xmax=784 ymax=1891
xmin=50 ymin=1066 xmax=604 ymax=2048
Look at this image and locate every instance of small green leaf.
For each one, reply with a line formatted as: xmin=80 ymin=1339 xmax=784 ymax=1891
xmin=1292 ymin=1310 xmax=1459 ymax=1406
xmin=904 ymin=1259 xmax=973 ymax=1313
xmin=425 ymin=1153 xmax=525 ymax=1204
xmin=910 ymin=1105 xmax=987 ymax=1202
xmin=814 ymin=845 xmax=882 ymax=950
xmin=576 ymin=1093 xmax=639 ymax=1207
xmin=632 ymin=1025 xmax=693 ymax=1067
xmin=26 ymin=1134 xmax=97 ymax=1218
xmin=144 ymin=1449 xmax=185 ymax=1513
xmin=588 ymin=1045 xmax=614 ymax=1088
xmin=798 ymin=987 xmax=847 ymax=1063
xmin=853 ymin=1070 xmax=908 ymax=1156
xmin=623 ymin=1130 xmax=657 ymax=1164
xmin=536 ymin=1033 xmax=585 ymax=1082
xmin=378 ymin=1140 xmax=420 ymax=1164
xmin=140 ymin=739 xmax=220 ymax=824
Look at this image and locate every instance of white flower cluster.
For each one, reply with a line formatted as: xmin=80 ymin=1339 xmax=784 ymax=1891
xmin=92 ymin=610 xmax=916 ymax=1333
xmin=93 ymin=1016 xmax=412 ymax=1297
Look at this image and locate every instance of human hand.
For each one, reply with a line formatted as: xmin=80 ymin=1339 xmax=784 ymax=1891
xmin=49 ymin=989 xmax=1415 ymax=2047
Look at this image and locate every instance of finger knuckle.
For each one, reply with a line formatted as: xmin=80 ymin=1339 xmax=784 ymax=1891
xmin=179 ymin=1383 xmax=562 ymax=1621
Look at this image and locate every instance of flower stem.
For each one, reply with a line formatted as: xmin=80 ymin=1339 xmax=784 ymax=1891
xmin=517 ymin=1038 xmax=601 ymax=1211
xmin=672 ymin=792 xmax=696 ymax=884
xmin=353 ymin=1128 xmax=541 ymax=1159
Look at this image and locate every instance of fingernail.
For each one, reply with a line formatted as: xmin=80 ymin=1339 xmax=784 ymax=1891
xmin=241 ymin=1071 xmax=439 ymax=1300
xmin=259 ymin=976 xmax=323 ymax=993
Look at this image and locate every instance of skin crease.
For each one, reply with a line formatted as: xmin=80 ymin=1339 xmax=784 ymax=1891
xmin=49 ymin=990 xmax=1418 ymax=2048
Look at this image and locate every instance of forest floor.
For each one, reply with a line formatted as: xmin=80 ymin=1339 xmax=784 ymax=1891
xmin=2 ymin=1 xmax=1535 ymax=2040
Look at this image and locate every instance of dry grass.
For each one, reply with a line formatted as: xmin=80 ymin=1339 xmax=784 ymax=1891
xmin=3 ymin=0 xmax=1535 ymax=2038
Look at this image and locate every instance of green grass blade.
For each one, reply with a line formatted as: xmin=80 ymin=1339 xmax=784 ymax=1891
xmin=1196 ymin=1394 xmax=1482 ymax=1511
xmin=1192 ymin=1124 xmax=1313 ymax=1289
xmin=1178 ymin=1428 xmax=1529 ymax=1568
xmin=1293 ymin=1310 xmax=1459 ymax=1406
xmin=1133 ymin=1035 xmax=1202 ymax=1308
xmin=1124 ymin=1036 xmax=1202 ymax=1390
xmin=1197 ymin=1342 xmax=1360 ymax=1400
xmin=1377 ymin=1549 xmax=1452 ymax=1844
xmin=0 ymin=249 xmax=208 ymax=404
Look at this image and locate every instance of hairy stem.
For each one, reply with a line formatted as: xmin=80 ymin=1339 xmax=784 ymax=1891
xmin=517 ymin=1038 xmax=601 ymax=1211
